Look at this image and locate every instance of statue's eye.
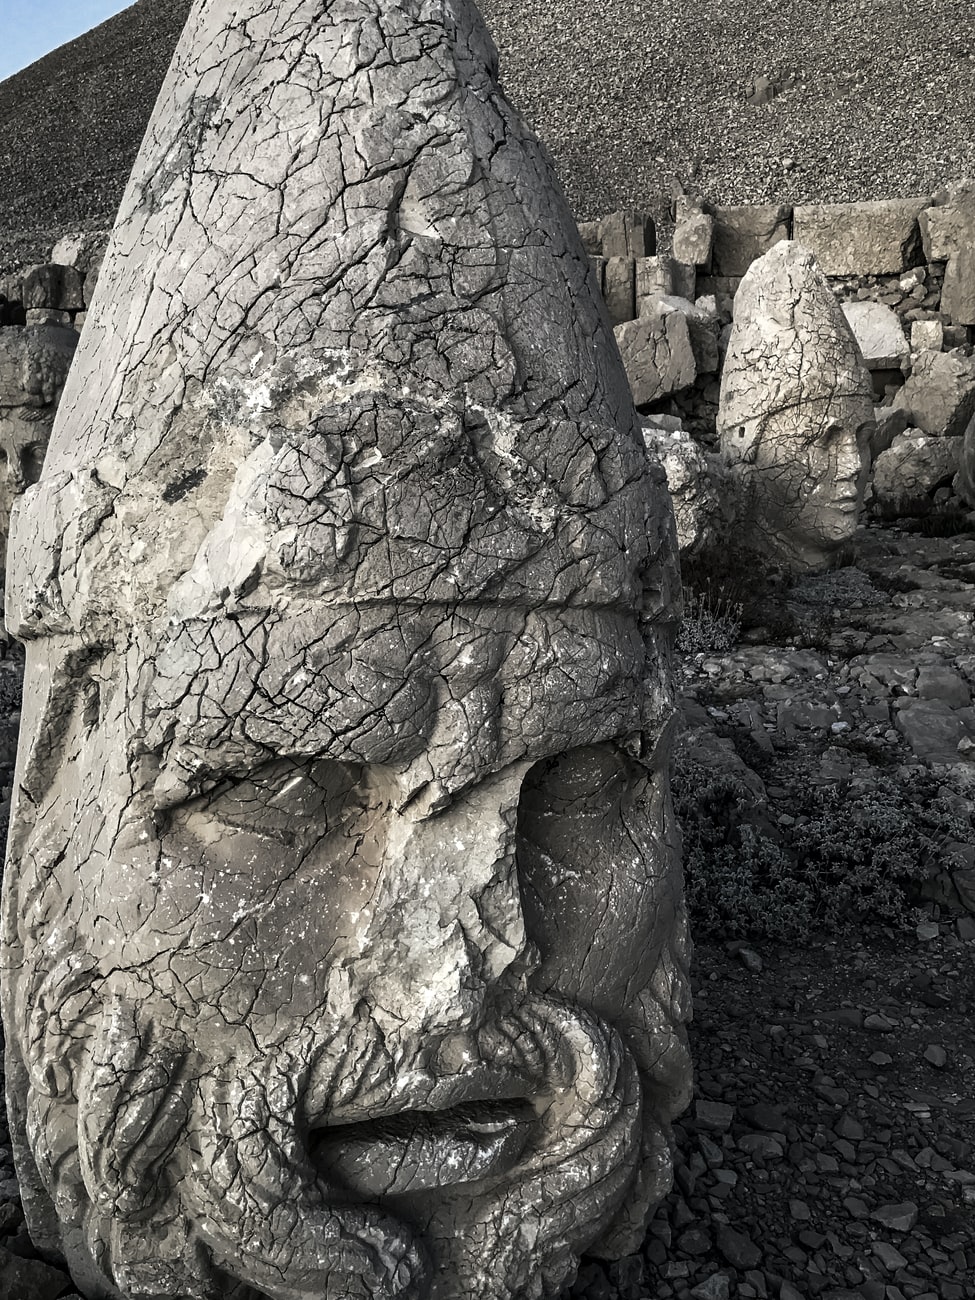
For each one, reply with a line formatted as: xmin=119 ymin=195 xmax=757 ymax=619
xmin=192 ymin=758 xmax=380 ymax=846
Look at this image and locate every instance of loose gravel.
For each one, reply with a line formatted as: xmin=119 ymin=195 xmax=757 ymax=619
xmin=3 ymin=0 xmax=975 ymax=270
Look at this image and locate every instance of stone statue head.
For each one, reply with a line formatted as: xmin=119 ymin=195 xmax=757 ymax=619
xmin=718 ymin=241 xmax=875 ymax=571
xmin=1 ymin=3 xmax=691 ymax=1298
xmin=0 ymin=322 xmax=77 ymax=571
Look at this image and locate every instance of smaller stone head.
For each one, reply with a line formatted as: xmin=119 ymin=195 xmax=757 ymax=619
xmin=0 ymin=323 xmax=77 ymax=571
xmin=718 ymin=241 xmax=876 ymax=570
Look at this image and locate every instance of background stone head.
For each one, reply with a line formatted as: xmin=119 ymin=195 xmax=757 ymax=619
xmin=718 ymin=240 xmax=876 ymax=571
xmin=2 ymin=3 xmax=689 ymax=1299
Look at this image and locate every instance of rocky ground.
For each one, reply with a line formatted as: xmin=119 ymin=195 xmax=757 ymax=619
xmin=4 ymin=0 xmax=975 ymax=270
xmin=0 ymin=521 xmax=972 ymax=1297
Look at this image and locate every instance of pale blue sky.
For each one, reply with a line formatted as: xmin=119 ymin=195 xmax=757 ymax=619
xmin=0 ymin=0 xmax=134 ymax=83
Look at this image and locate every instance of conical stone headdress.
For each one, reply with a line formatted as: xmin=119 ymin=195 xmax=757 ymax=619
xmin=9 ymin=0 xmax=675 ymax=640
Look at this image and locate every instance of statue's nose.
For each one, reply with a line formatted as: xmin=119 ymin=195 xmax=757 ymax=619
xmin=360 ymin=762 xmax=538 ymax=1031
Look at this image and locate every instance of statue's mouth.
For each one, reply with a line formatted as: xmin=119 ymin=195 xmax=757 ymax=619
xmin=310 ymin=1096 xmax=539 ymax=1194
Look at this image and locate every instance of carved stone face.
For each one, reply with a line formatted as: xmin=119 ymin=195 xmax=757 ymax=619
xmin=2 ymin=1 xmax=690 ymax=1297
xmin=7 ymin=594 xmax=688 ymax=1300
xmin=728 ymin=406 xmax=873 ymax=567
xmin=719 ymin=241 xmax=876 ymax=570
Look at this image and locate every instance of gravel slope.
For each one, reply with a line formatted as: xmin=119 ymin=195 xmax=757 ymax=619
xmin=2 ymin=0 xmax=975 ymax=269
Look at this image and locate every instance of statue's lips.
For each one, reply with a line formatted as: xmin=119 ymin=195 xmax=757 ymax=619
xmin=310 ymin=1096 xmax=537 ymax=1195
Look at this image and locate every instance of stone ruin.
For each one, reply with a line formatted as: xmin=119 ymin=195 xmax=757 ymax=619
xmin=0 ymin=2 xmax=691 ymax=1299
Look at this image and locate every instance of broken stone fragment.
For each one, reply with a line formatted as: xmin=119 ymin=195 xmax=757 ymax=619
xmin=941 ymin=245 xmax=975 ymax=325
xmin=598 ymin=209 xmax=655 ymax=259
xmin=892 ymin=348 xmax=975 ymax=437
xmin=919 ymin=179 xmax=975 ymax=262
xmin=910 ymin=318 xmax=944 ymax=353
xmin=649 ymin=294 xmax=720 ymax=374
xmin=604 ymin=254 xmax=636 ymax=323
xmin=841 ymin=300 xmax=908 ymax=370
xmin=711 ymin=204 xmax=792 ymax=276
xmin=615 ymin=303 xmax=697 ymax=405
xmin=20 ymin=264 xmax=85 ymax=313
xmin=641 ymin=419 xmax=733 ymax=556
xmin=718 ymin=241 xmax=874 ymax=570
xmin=673 ymin=195 xmax=714 ymax=268
xmin=1 ymin=2 xmax=689 ymax=1299
xmin=869 ymin=429 xmax=959 ymax=517
xmin=792 ymin=198 xmax=928 ymax=276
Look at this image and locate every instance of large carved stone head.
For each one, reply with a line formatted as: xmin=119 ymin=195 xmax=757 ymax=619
xmin=2 ymin=3 xmax=690 ymax=1298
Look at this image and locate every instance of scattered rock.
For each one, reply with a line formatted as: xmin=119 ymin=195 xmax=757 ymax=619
xmin=841 ymin=300 xmax=908 ymax=369
xmin=870 ymin=1202 xmax=919 ymax=1232
xmin=892 ymin=348 xmax=975 ymax=438
xmin=615 ymin=303 xmax=696 ymax=403
xmin=792 ymin=198 xmax=927 ymax=275
xmin=711 ymin=203 xmax=791 ymax=275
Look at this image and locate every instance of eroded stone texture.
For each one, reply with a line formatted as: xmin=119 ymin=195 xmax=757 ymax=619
xmin=641 ymin=421 xmax=733 ymax=557
xmin=718 ymin=242 xmax=875 ymax=570
xmin=1 ymin=4 xmax=690 ymax=1300
xmin=0 ymin=323 xmax=78 ymax=571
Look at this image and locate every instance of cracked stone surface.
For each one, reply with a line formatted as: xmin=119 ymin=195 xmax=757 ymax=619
xmin=718 ymin=242 xmax=875 ymax=571
xmin=0 ymin=322 xmax=78 ymax=572
xmin=0 ymin=3 xmax=690 ymax=1299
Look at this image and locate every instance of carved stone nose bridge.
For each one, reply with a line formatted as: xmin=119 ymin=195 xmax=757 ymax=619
xmin=362 ymin=761 xmax=536 ymax=1024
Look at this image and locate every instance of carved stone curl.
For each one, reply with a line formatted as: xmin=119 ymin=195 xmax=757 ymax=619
xmin=1 ymin=2 xmax=691 ymax=1298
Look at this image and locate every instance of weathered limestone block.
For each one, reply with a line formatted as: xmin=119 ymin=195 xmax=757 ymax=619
xmin=673 ymin=195 xmax=714 ymax=268
xmin=577 ymin=220 xmax=603 ymax=256
xmin=1 ymin=4 xmax=690 ymax=1300
xmin=840 ymin=301 xmax=908 ymax=370
xmin=892 ymin=348 xmax=975 ymax=437
xmin=941 ymin=246 xmax=975 ymax=325
xmin=599 ymin=209 xmax=655 ymax=259
xmin=792 ymin=199 xmax=927 ymax=276
xmin=870 ymin=430 xmax=960 ymax=516
xmin=911 ymin=319 xmax=944 ymax=353
xmin=604 ymin=254 xmax=636 ymax=323
xmin=641 ymin=420 xmax=733 ymax=555
xmin=50 ymin=229 xmax=111 ymax=277
xmin=20 ymin=263 xmax=85 ymax=313
xmin=718 ymin=242 xmax=875 ymax=570
xmin=953 ymin=410 xmax=975 ymax=507
xmin=919 ymin=180 xmax=975 ymax=262
xmin=635 ymin=255 xmax=674 ymax=311
xmin=615 ymin=303 xmax=697 ymax=405
xmin=711 ymin=204 xmax=792 ymax=276
xmin=871 ymin=405 xmax=912 ymax=463
xmin=652 ymin=294 xmax=720 ymax=374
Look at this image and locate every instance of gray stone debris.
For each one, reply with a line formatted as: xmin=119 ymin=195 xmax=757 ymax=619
xmin=870 ymin=429 xmax=959 ymax=517
xmin=710 ymin=203 xmax=792 ymax=276
xmin=0 ymin=2 xmax=690 ymax=1300
xmin=955 ymin=407 xmax=975 ymax=507
xmin=792 ymin=199 xmax=928 ymax=276
xmin=919 ymin=178 xmax=975 ymax=261
xmin=892 ymin=347 xmax=975 ymax=438
xmin=718 ymin=241 xmax=875 ymax=570
xmin=641 ymin=419 xmax=734 ymax=556
xmin=840 ymin=299 xmax=908 ymax=370
xmin=673 ymin=195 xmax=715 ymax=269
xmin=941 ymin=244 xmax=975 ymax=325
xmin=615 ymin=301 xmax=697 ymax=404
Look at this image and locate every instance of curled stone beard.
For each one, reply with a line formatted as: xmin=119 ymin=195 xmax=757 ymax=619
xmin=14 ymin=942 xmax=664 ymax=1300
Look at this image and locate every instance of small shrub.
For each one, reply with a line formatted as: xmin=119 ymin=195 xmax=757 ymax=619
xmin=673 ymin=761 xmax=972 ymax=941
xmin=677 ymin=582 xmax=743 ymax=655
